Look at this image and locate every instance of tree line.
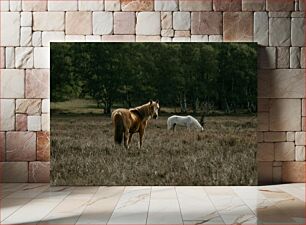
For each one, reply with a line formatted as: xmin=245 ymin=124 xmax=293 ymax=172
xmin=51 ymin=43 xmax=257 ymax=114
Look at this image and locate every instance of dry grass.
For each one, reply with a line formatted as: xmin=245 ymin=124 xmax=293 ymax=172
xmin=51 ymin=114 xmax=257 ymax=186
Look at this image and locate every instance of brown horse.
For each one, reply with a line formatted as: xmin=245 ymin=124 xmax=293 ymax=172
xmin=111 ymin=100 xmax=160 ymax=149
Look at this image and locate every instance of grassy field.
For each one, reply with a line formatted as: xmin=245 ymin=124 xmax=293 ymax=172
xmin=51 ymin=110 xmax=257 ymax=186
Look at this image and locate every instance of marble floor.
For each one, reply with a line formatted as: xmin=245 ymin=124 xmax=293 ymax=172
xmin=0 ymin=183 xmax=305 ymax=224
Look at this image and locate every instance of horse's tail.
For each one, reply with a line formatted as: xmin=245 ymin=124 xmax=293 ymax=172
xmin=113 ymin=112 xmax=124 ymax=145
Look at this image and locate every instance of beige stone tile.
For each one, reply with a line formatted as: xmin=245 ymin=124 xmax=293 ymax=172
xmin=191 ymin=35 xmax=208 ymax=42
xmin=161 ymin=37 xmax=172 ymax=42
xmin=1 ymin=69 xmax=24 ymax=97
xmin=78 ymin=0 xmax=104 ymax=11
xmin=223 ymin=12 xmax=253 ymax=42
xmin=29 ymin=161 xmax=50 ymax=182
xmin=5 ymin=47 xmax=15 ymax=68
xmin=0 ymin=99 xmax=15 ymax=131
xmin=257 ymin=112 xmax=269 ymax=131
xmin=27 ymin=115 xmax=41 ymax=131
xmin=254 ymin=12 xmax=268 ymax=46
xmin=257 ymin=143 xmax=274 ymax=161
xmin=33 ymin=47 xmax=49 ymax=69
xmin=208 ymin=35 xmax=223 ymax=42
xmin=1 ymin=0 xmax=9 ymax=11
xmin=213 ymin=0 xmax=242 ymax=11
xmin=25 ymin=69 xmax=50 ymax=98
xmin=6 ymin=131 xmax=36 ymax=161
xmin=102 ymin=35 xmax=135 ymax=42
xmin=191 ymin=12 xmax=222 ymax=35
xmin=114 ymin=12 xmax=135 ymax=35
xmin=291 ymin=18 xmax=304 ymax=47
xmin=257 ymin=132 xmax=264 ymax=142
xmin=85 ymin=35 xmax=101 ymax=42
xmin=41 ymin=113 xmax=50 ymax=131
xmin=161 ymin=29 xmax=174 ymax=37
xmin=295 ymin=146 xmax=305 ymax=161
xmin=258 ymin=69 xmax=304 ymax=98
xmin=0 ymin=162 xmax=28 ymax=182
xmin=66 ymin=12 xmax=92 ymax=35
xmin=121 ymin=0 xmax=153 ymax=11
xmin=155 ymin=0 xmax=178 ymax=11
xmin=295 ymin=132 xmax=305 ymax=145
xmin=15 ymin=47 xmax=33 ymax=69
xmin=0 ymin=132 xmax=5 ymax=161
xmin=0 ymin=47 xmax=4 ymax=69
xmin=16 ymin=114 xmax=27 ymax=131
xmin=93 ymin=12 xmax=113 ymax=35
xmin=270 ymin=99 xmax=301 ymax=131
xmin=179 ymin=0 xmax=212 ymax=11
xmin=274 ymin=142 xmax=295 ymax=161
xmin=16 ymin=99 xmax=41 ymax=115
xmin=286 ymin=132 xmax=295 ymax=142
xmin=37 ymin=131 xmax=50 ymax=161
xmin=42 ymin=99 xmax=50 ymax=113
xmin=21 ymin=12 xmax=32 ymax=26
xmin=266 ymin=0 xmax=294 ymax=11
xmin=173 ymin=36 xmax=190 ymax=42
xmin=258 ymin=47 xmax=276 ymax=69
xmin=136 ymin=35 xmax=160 ymax=42
xmin=269 ymin=18 xmax=291 ymax=46
xmin=42 ymin=31 xmax=65 ymax=47
xmin=1 ymin=12 xmax=20 ymax=46
xmin=65 ymin=35 xmax=86 ymax=42
xmin=20 ymin=27 xmax=32 ymax=47
xmin=257 ymin=99 xmax=269 ymax=112
xmin=276 ymin=47 xmax=289 ymax=68
xmin=257 ymin=162 xmax=273 ymax=185
xmin=32 ymin=31 xmax=42 ymax=47
xmin=105 ymin=0 xmax=120 ymax=11
xmin=264 ymin=132 xmax=286 ymax=142
xmin=283 ymin=162 xmax=306 ymax=182
xmin=16 ymin=114 xmax=28 ymax=131
xmin=173 ymin=12 xmax=190 ymax=31
xmin=22 ymin=0 xmax=47 ymax=11
xmin=161 ymin=12 xmax=172 ymax=29
xmin=290 ymin=47 xmax=301 ymax=68
xmin=136 ymin=12 xmax=160 ymax=36
xmin=242 ymin=0 xmax=265 ymax=11
xmin=48 ymin=0 xmax=78 ymax=11
xmin=33 ymin=12 xmax=65 ymax=31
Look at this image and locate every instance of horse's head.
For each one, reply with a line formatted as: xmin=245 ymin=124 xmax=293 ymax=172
xmin=149 ymin=100 xmax=160 ymax=119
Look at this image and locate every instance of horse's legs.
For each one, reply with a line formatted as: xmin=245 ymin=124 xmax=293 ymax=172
xmin=128 ymin=133 xmax=133 ymax=145
xmin=124 ymin=130 xmax=129 ymax=149
xmin=172 ymin=123 xmax=176 ymax=131
xmin=139 ymin=129 xmax=144 ymax=149
xmin=187 ymin=123 xmax=191 ymax=131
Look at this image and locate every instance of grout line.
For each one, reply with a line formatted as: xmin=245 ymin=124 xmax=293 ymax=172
xmin=202 ymin=186 xmax=226 ymax=225
xmin=145 ymin=186 xmax=152 ymax=225
xmin=75 ymin=186 xmax=100 ymax=224
xmin=1 ymin=184 xmax=50 ymax=223
xmin=37 ymin=185 xmax=75 ymax=223
xmin=174 ymin=186 xmax=184 ymax=224
xmin=106 ymin=186 xmax=126 ymax=225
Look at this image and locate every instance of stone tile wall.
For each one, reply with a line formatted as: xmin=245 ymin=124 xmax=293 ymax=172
xmin=0 ymin=0 xmax=305 ymax=184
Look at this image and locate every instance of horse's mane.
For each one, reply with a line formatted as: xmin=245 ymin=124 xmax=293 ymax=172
xmin=130 ymin=103 xmax=151 ymax=120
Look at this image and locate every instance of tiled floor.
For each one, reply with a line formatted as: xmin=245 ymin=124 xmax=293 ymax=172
xmin=0 ymin=183 xmax=305 ymax=224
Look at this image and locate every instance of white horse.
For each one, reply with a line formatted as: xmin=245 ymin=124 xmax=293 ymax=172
xmin=167 ymin=115 xmax=204 ymax=132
